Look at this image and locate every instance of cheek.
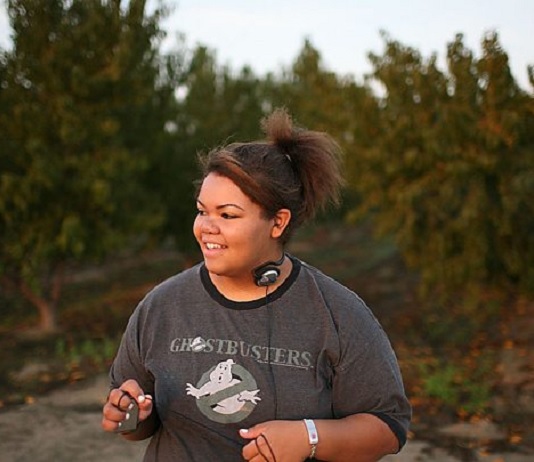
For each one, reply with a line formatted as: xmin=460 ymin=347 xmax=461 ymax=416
xmin=192 ymin=216 xmax=201 ymax=240
xmin=245 ymin=223 xmax=273 ymax=247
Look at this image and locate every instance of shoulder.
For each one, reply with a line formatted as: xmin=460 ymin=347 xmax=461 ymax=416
xmin=294 ymin=257 xmax=382 ymax=330
xmin=135 ymin=262 xmax=203 ymax=313
xmin=297 ymin=258 xmax=367 ymax=307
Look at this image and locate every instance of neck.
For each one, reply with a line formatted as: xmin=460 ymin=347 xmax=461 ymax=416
xmin=209 ymin=256 xmax=292 ymax=302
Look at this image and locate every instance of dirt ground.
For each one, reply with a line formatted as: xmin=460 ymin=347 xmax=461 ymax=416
xmin=0 ymin=374 xmax=148 ymax=462
xmin=0 ymin=372 xmax=533 ymax=462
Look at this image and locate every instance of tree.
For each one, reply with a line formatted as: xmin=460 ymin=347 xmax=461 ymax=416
xmin=353 ymin=32 xmax=534 ymax=298
xmin=269 ymin=40 xmax=353 ymax=142
xmin=151 ymin=44 xmax=267 ymax=253
xmin=0 ymin=0 xmax=173 ymax=331
xmin=268 ymin=39 xmax=378 ymax=216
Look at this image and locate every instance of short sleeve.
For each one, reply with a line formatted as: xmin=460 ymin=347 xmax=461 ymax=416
xmin=331 ymin=297 xmax=411 ymax=449
xmin=109 ymin=298 xmax=155 ymax=395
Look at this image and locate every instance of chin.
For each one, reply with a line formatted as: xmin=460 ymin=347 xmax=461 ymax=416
xmin=203 ymin=260 xmax=226 ymax=276
xmin=205 ymin=263 xmax=246 ymax=280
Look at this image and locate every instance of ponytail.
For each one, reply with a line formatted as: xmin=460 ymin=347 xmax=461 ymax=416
xmin=262 ymin=108 xmax=344 ymax=224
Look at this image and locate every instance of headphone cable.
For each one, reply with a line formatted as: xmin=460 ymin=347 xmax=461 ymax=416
xmin=265 ymin=285 xmax=278 ymax=421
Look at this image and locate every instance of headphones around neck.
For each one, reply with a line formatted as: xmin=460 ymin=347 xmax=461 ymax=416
xmin=252 ymin=254 xmax=286 ymax=287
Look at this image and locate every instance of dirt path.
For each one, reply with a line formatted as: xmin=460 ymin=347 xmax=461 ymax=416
xmin=0 ymin=374 xmax=148 ymax=462
xmin=1 ymin=373 xmax=532 ymax=462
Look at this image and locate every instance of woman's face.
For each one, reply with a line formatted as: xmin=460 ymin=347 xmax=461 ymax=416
xmin=193 ymin=173 xmax=279 ymax=282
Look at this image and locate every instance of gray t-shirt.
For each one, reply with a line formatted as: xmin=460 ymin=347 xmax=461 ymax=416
xmin=110 ymin=256 xmax=411 ymax=461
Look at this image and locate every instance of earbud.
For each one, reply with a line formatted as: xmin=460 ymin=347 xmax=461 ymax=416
xmin=254 ymin=267 xmax=280 ymax=286
xmin=252 ymin=254 xmax=285 ymax=287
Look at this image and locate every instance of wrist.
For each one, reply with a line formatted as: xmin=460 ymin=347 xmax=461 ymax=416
xmin=303 ymin=419 xmax=319 ymax=459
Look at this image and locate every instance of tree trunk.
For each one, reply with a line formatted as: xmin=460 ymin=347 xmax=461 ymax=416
xmin=35 ymin=298 xmax=59 ymax=332
xmin=19 ymin=281 xmax=59 ymax=332
xmin=1 ymin=264 xmax=65 ymax=333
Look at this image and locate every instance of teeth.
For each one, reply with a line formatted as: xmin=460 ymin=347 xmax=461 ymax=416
xmin=206 ymin=243 xmax=223 ymax=250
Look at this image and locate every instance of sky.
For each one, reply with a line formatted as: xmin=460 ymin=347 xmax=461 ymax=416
xmin=0 ymin=0 xmax=532 ymax=89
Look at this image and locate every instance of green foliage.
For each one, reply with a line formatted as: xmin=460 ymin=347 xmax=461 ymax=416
xmin=266 ymin=40 xmax=377 ymax=217
xmin=352 ymin=31 xmax=534 ymax=298
xmin=152 ymin=44 xmax=268 ymax=250
xmin=1 ymin=5 xmax=532 ymax=343
xmin=55 ymin=335 xmax=120 ymax=370
xmin=0 ymin=0 xmax=174 ymax=330
xmin=419 ymin=356 xmax=493 ymax=414
xmin=417 ymin=297 xmax=502 ymax=350
xmin=399 ymin=286 xmax=503 ymax=415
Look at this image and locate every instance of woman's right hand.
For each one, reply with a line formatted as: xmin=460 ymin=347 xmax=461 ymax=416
xmin=101 ymin=379 xmax=154 ymax=434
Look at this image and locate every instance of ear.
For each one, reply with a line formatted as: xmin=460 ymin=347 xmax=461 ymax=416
xmin=271 ymin=209 xmax=291 ymax=239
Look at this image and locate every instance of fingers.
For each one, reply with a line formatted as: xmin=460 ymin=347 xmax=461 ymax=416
xmin=116 ymin=379 xmax=146 ymax=405
xmin=241 ymin=421 xmax=310 ymax=461
xmin=246 ymin=455 xmax=270 ymax=462
xmin=241 ymin=434 xmax=275 ymax=462
xmin=118 ymin=390 xmax=135 ymax=411
xmin=102 ymin=397 xmax=129 ymax=432
xmin=101 ymin=379 xmax=153 ymax=433
xmin=109 ymin=388 xmax=134 ymax=411
xmin=136 ymin=393 xmax=153 ymax=422
xmin=240 ymin=426 xmax=262 ymax=440
xmin=118 ymin=379 xmax=153 ymax=418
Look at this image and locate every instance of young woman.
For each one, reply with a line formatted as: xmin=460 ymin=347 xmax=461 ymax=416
xmin=102 ymin=109 xmax=411 ymax=461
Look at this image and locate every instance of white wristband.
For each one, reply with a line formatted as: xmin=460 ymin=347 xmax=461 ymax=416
xmin=303 ymin=419 xmax=318 ymax=458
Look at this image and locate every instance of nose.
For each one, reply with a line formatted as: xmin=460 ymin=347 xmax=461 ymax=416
xmin=199 ymin=215 xmax=219 ymax=234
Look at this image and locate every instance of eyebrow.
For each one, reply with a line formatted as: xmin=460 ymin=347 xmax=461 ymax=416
xmin=196 ymin=199 xmax=245 ymax=211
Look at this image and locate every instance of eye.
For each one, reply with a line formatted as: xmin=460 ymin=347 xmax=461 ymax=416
xmin=196 ymin=209 xmax=206 ymax=216
xmin=221 ymin=212 xmax=236 ymax=219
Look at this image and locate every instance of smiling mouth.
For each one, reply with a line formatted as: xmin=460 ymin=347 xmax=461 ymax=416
xmin=205 ymin=243 xmax=227 ymax=250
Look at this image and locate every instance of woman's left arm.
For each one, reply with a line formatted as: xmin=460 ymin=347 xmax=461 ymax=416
xmin=241 ymin=413 xmax=399 ymax=462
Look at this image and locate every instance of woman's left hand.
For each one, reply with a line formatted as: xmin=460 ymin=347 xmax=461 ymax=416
xmin=240 ymin=420 xmax=310 ymax=462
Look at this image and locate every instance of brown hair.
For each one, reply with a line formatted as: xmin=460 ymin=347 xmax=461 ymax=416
xmin=197 ymin=108 xmax=345 ymax=243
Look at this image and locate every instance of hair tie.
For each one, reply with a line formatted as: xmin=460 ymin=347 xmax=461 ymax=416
xmin=275 ymin=135 xmax=298 ymax=154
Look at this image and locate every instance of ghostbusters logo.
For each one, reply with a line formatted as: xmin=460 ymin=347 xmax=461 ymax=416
xmin=191 ymin=336 xmax=207 ymax=352
xmin=186 ymin=359 xmax=261 ymax=423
